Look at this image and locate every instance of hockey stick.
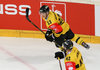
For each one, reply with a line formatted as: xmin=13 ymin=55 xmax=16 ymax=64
xmin=26 ymin=8 xmax=62 ymax=70
xmin=58 ymin=57 xmax=62 ymax=70
xmin=26 ymin=8 xmax=45 ymax=35
xmin=26 ymin=8 xmax=58 ymax=44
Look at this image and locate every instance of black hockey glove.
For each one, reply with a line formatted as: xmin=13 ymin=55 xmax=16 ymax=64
xmin=45 ymin=29 xmax=55 ymax=42
xmin=82 ymin=42 xmax=90 ymax=49
xmin=55 ymin=51 xmax=65 ymax=59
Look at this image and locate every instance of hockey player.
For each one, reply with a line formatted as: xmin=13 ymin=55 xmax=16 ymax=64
xmin=55 ymin=39 xmax=86 ymax=70
xmin=39 ymin=5 xmax=90 ymax=50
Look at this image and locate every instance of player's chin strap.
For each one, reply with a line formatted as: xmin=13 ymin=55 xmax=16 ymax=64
xmin=58 ymin=57 xmax=63 ymax=70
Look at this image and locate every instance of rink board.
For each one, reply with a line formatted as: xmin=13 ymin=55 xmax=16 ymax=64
xmin=0 ymin=29 xmax=99 ymax=44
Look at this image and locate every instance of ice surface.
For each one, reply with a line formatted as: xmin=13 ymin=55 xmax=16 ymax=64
xmin=0 ymin=37 xmax=99 ymax=70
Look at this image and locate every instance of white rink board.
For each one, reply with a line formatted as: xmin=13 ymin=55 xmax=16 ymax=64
xmin=95 ymin=5 xmax=100 ymax=36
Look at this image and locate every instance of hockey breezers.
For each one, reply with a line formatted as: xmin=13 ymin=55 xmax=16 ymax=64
xmin=26 ymin=8 xmax=45 ymax=35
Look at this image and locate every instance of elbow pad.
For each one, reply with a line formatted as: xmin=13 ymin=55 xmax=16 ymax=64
xmin=49 ymin=23 xmax=63 ymax=34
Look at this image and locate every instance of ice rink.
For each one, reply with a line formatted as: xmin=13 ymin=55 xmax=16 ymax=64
xmin=0 ymin=37 xmax=100 ymax=70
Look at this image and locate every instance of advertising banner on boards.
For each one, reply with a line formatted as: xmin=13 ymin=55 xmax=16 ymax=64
xmin=0 ymin=0 xmax=95 ymax=35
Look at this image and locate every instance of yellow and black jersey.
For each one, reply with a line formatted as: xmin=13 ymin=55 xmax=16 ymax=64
xmin=43 ymin=11 xmax=70 ymax=37
xmin=64 ymin=47 xmax=86 ymax=70
xmin=42 ymin=11 xmax=88 ymax=48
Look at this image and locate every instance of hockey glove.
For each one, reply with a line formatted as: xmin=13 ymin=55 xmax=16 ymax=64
xmin=82 ymin=42 xmax=90 ymax=49
xmin=55 ymin=51 xmax=65 ymax=59
xmin=45 ymin=29 xmax=55 ymax=42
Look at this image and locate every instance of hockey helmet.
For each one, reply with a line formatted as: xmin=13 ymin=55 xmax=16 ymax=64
xmin=62 ymin=39 xmax=73 ymax=50
xmin=39 ymin=5 xmax=49 ymax=13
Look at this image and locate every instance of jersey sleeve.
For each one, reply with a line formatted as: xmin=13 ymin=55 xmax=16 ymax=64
xmin=65 ymin=61 xmax=76 ymax=70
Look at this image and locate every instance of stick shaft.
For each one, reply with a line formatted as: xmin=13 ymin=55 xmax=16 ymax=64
xmin=58 ymin=57 xmax=62 ymax=70
xmin=26 ymin=8 xmax=45 ymax=35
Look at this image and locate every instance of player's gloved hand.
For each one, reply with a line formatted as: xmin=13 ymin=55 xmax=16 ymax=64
xmin=45 ymin=29 xmax=55 ymax=42
xmin=54 ymin=51 xmax=65 ymax=59
xmin=82 ymin=42 xmax=90 ymax=49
